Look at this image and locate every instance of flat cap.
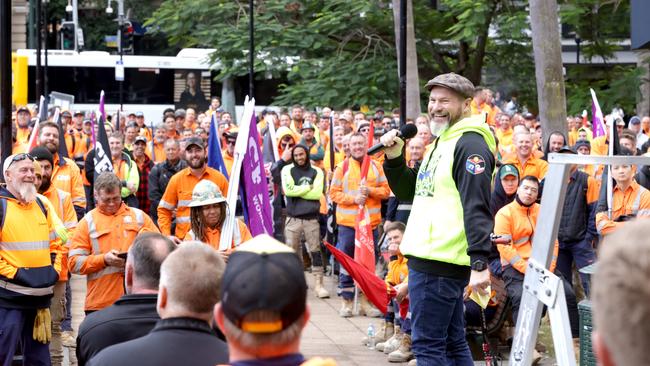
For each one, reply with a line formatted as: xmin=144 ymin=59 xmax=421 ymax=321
xmin=424 ymin=72 xmax=475 ymax=98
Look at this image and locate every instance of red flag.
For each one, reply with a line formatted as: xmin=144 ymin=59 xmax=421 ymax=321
xmin=326 ymin=242 xmax=408 ymax=318
xmin=354 ymin=127 xmax=374 ymax=273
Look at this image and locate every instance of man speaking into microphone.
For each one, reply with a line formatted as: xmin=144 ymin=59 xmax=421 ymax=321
xmin=380 ymin=73 xmax=496 ymax=365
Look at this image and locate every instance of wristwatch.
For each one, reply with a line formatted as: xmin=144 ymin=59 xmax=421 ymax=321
xmin=471 ymin=260 xmax=488 ymax=272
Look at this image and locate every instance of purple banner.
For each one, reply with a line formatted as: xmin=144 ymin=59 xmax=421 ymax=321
xmin=241 ymin=112 xmax=274 ymax=236
xmin=591 ymin=90 xmax=606 ymax=139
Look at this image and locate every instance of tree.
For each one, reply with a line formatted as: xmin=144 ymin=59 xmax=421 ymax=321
xmin=147 ymin=0 xmax=399 ymax=109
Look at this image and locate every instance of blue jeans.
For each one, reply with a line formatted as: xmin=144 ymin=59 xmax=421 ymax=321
xmin=0 ymin=307 xmax=51 ymax=366
xmin=408 ymin=268 xmax=473 ymax=366
xmin=336 ymin=225 xmax=378 ymax=300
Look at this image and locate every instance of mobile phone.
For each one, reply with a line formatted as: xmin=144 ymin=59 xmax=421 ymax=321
xmin=116 ymin=252 xmax=128 ymax=260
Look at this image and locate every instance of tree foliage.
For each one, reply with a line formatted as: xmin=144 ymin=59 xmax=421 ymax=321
xmin=146 ymin=0 xmax=642 ymax=114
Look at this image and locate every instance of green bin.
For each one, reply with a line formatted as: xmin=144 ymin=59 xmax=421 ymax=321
xmin=578 ymin=300 xmax=597 ymax=366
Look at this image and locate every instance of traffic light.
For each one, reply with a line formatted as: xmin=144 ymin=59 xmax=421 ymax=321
xmin=60 ymin=21 xmax=75 ymax=50
xmin=119 ymin=21 xmax=134 ymax=54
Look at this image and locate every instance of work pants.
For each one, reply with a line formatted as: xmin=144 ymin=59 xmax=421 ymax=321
xmin=503 ymin=266 xmax=580 ymax=338
xmin=49 ymin=282 xmax=66 ymax=366
xmin=556 ymin=238 xmax=596 ymax=297
xmin=0 ymin=307 xmax=51 ymax=366
xmin=285 ymin=217 xmax=325 ymax=273
xmin=336 ymin=225 xmax=378 ymax=300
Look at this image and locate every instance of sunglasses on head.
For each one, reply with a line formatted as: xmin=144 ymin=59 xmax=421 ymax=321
xmin=6 ymin=153 xmax=35 ymax=171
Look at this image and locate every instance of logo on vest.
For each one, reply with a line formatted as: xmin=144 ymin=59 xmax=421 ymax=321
xmin=465 ymin=154 xmax=485 ymax=175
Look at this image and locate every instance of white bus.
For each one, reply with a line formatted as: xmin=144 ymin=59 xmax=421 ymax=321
xmin=16 ymin=48 xmax=285 ymax=123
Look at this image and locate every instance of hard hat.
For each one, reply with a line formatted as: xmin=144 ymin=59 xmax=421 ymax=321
xmin=188 ymin=180 xmax=227 ymax=208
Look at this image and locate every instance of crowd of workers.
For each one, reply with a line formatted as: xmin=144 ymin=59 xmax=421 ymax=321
xmin=2 ymin=71 xmax=650 ymax=366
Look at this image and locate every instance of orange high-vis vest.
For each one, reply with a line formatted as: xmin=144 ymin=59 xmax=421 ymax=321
xmin=329 ymin=157 xmax=390 ymax=228
xmin=494 ymin=200 xmax=558 ymax=274
xmin=68 ymin=204 xmax=159 ymax=311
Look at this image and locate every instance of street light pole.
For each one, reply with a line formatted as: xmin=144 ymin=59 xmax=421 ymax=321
xmin=248 ymin=0 xmax=254 ymax=99
xmin=399 ymin=0 xmax=406 ymax=128
xmin=118 ymin=0 xmax=124 ymax=112
xmin=1 ymin=0 xmax=12 ymax=167
xmin=36 ymin=0 xmax=43 ymax=99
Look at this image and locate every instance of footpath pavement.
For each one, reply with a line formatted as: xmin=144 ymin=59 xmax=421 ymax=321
xmin=64 ymin=273 xmax=557 ymax=366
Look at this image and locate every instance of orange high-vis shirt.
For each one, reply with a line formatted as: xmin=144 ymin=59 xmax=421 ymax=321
xmin=157 ymin=167 xmax=229 ymax=238
xmin=590 ymin=135 xmax=609 ymax=156
xmin=595 ymin=180 xmax=650 ymax=236
xmin=504 ymin=156 xmax=549 ymax=181
xmin=494 ymin=200 xmax=558 ymax=274
xmin=68 ymin=204 xmax=159 ymax=311
xmin=183 ymin=219 xmax=252 ymax=249
xmin=146 ymin=141 xmax=166 ymax=164
xmin=222 ymin=150 xmax=234 ymax=177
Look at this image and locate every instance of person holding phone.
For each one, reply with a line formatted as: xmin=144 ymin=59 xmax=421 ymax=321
xmin=69 ymin=172 xmax=160 ymax=314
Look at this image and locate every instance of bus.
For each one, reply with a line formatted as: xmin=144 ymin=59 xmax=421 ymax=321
xmin=15 ymin=48 xmax=286 ymax=123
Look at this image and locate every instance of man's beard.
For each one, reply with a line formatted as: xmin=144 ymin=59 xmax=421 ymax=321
xmin=16 ymin=182 xmax=37 ymax=203
xmin=430 ymin=121 xmax=448 ymax=137
xmin=45 ymin=142 xmax=58 ymax=154
xmin=38 ymin=176 xmax=52 ymax=194
xmin=188 ymin=157 xmax=205 ymax=169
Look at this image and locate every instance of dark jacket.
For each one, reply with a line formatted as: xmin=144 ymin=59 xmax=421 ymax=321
xmin=86 ymin=317 xmax=229 ymax=366
xmin=280 ymin=145 xmax=323 ymax=219
xmin=76 ymin=294 xmax=159 ymax=366
xmin=490 ymin=164 xmax=519 ymax=217
xmin=558 ymin=170 xmax=597 ymax=244
xmin=148 ymin=159 xmax=187 ymax=224
xmin=636 ymin=165 xmax=650 ymax=191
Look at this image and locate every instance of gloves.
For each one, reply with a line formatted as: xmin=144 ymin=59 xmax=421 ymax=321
xmin=379 ymin=129 xmax=404 ymax=159
xmin=33 ymin=308 xmax=52 ymax=344
xmin=54 ymin=223 xmax=69 ymax=244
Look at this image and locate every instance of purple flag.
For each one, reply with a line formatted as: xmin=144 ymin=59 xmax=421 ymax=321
xmin=240 ymin=112 xmax=274 ymax=236
xmin=590 ymin=88 xmax=606 ymax=139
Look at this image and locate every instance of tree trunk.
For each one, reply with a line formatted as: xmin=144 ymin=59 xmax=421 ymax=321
xmin=529 ymin=0 xmax=568 ymax=144
xmin=392 ymin=0 xmax=421 ymax=119
xmin=221 ymin=76 xmax=237 ymax=124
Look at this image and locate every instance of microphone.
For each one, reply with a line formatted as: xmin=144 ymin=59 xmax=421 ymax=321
xmin=367 ymin=123 xmax=418 ymax=156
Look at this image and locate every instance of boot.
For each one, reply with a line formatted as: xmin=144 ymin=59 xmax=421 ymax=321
xmin=383 ymin=329 xmax=405 ymax=354
xmin=359 ymin=293 xmax=382 ymax=318
xmin=339 ymin=298 xmax=353 ymax=318
xmin=313 ymin=273 xmax=330 ymax=299
xmin=388 ymin=333 xmax=414 ymax=362
xmin=362 ymin=321 xmax=394 ymax=346
xmin=407 ymin=359 xmax=417 ymax=366
xmin=376 ymin=325 xmax=401 ymax=352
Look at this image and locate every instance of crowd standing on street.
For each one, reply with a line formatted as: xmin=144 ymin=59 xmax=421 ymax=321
xmin=2 ymin=69 xmax=650 ymax=365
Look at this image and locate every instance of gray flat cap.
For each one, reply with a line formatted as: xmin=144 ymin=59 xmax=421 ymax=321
xmin=424 ymin=72 xmax=475 ymax=98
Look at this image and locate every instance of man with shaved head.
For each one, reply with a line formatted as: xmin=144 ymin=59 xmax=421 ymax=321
xmin=87 ymin=242 xmax=228 ymax=366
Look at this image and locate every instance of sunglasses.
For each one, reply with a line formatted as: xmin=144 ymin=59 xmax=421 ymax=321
xmin=6 ymin=153 xmax=35 ymax=171
xmin=226 ymin=140 xmax=236 ymax=146
xmin=282 ymin=143 xmax=295 ymax=148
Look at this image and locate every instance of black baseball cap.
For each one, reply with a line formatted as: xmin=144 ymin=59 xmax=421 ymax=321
xmin=220 ymin=235 xmax=307 ymax=334
xmin=184 ymin=136 xmax=205 ymax=150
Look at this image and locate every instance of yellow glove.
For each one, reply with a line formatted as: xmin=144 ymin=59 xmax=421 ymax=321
xmin=33 ymin=308 xmax=52 ymax=344
xmin=54 ymin=223 xmax=69 ymax=244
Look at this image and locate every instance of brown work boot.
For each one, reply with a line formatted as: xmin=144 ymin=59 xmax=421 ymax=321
xmin=388 ymin=333 xmax=413 ymax=362
xmin=376 ymin=325 xmax=401 ymax=352
xmin=358 ymin=293 xmax=382 ymax=318
xmin=362 ymin=321 xmax=394 ymax=346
